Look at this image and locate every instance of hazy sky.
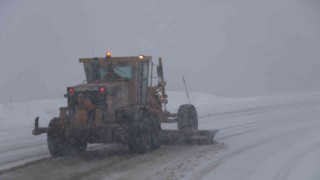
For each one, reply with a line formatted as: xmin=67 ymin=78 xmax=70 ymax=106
xmin=0 ymin=0 xmax=319 ymax=102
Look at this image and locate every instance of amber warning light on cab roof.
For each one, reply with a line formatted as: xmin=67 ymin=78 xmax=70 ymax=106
xmin=106 ymin=51 xmax=111 ymax=58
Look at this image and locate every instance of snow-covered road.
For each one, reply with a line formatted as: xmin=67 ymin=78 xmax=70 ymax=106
xmin=196 ymin=99 xmax=320 ymax=180
xmin=1 ymin=92 xmax=320 ymax=179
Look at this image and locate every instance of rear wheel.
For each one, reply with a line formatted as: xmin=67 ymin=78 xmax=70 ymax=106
xmin=126 ymin=111 xmax=161 ymax=153
xmin=47 ymin=118 xmax=87 ymax=157
xmin=127 ymin=127 xmax=151 ymax=153
xmin=149 ymin=113 xmax=161 ymax=149
xmin=177 ymin=104 xmax=198 ymax=130
xmin=67 ymin=128 xmax=88 ymax=154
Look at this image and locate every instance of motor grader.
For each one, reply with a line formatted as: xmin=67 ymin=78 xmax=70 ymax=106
xmin=32 ymin=52 xmax=218 ymax=156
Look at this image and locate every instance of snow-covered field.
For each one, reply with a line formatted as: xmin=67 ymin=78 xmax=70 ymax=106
xmin=1 ymin=91 xmax=320 ymax=179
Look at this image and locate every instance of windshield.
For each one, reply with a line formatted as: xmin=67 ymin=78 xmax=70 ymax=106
xmin=84 ymin=61 xmax=132 ymax=82
xmin=99 ymin=66 xmax=132 ymax=81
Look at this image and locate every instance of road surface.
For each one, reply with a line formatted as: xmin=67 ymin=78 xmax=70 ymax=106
xmin=1 ymin=92 xmax=320 ymax=179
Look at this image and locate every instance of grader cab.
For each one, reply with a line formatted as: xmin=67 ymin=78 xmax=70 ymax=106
xmin=33 ymin=52 xmax=218 ymax=156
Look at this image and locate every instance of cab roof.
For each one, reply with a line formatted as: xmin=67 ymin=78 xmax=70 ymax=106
xmin=79 ymin=56 xmax=152 ymax=63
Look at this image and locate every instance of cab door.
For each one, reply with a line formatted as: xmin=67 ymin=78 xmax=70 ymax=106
xmin=139 ymin=61 xmax=149 ymax=105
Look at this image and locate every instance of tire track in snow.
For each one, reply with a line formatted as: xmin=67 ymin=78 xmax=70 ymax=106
xmin=218 ymin=121 xmax=261 ymax=131
xmin=199 ymin=98 xmax=320 ymax=123
xmin=0 ymin=144 xmax=223 ymax=180
xmin=0 ymin=151 xmax=49 ymax=169
xmin=274 ymin=134 xmax=320 ymax=180
xmin=215 ymin=114 xmax=316 ymax=141
xmin=0 ymin=144 xmax=105 ymax=172
xmin=217 ymin=127 xmax=264 ymax=141
xmin=191 ymin=123 xmax=320 ymax=179
xmin=0 ymin=138 xmax=48 ymax=171
xmin=0 ymin=141 xmax=46 ymax=153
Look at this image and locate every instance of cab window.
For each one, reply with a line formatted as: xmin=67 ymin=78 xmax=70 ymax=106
xmin=99 ymin=66 xmax=132 ymax=81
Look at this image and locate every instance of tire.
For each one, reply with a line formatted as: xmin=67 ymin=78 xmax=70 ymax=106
xmin=67 ymin=128 xmax=88 ymax=154
xmin=127 ymin=126 xmax=150 ymax=153
xmin=47 ymin=118 xmax=70 ymax=157
xmin=126 ymin=111 xmax=161 ymax=153
xmin=47 ymin=118 xmax=87 ymax=157
xmin=177 ymin=104 xmax=198 ymax=130
xmin=149 ymin=112 xmax=161 ymax=150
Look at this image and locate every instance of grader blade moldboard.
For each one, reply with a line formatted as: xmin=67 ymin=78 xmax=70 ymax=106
xmin=160 ymin=129 xmax=219 ymax=145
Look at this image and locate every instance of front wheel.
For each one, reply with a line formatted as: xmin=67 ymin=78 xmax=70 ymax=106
xmin=177 ymin=104 xmax=198 ymax=130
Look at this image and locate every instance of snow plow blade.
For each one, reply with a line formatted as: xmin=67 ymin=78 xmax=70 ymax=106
xmin=160 ymin=129 xmax=219 ymax=145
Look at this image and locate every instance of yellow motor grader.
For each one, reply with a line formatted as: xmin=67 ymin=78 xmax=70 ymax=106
xmin=32 ymin=52 xmax=218 ymax=156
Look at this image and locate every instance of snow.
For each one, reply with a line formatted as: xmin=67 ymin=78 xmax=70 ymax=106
xmin=1 ymin=91 xmax=320 ymax=179
xmin=0 ymin=99 xmax=66 ymax=170
xmin=190 ymin=92 xmax=320 ymax=180
xmin=164 ymin=91 xmax=320 ymax=180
